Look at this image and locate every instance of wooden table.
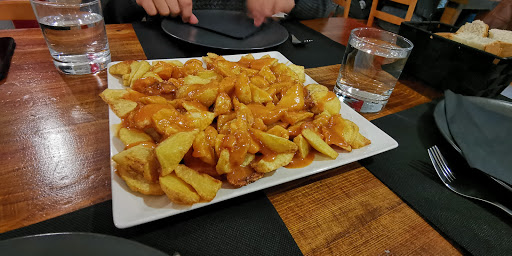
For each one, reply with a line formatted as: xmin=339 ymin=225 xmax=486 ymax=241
xmin=0 ymin=17 xmax=459 ymax=255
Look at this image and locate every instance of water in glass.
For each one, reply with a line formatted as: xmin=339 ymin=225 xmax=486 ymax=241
xmin=335 ymin=36 xmax=409 ymax=113
xmin=39 ymin=12 xmax=110 ymax=74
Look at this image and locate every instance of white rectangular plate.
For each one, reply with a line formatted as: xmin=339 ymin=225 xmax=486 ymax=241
xmin=108 ymin=51 xmax=398 ymax=229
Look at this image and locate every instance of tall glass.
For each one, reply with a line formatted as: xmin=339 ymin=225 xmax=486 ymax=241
xmin=334 ymin=28 xmax=413 ymax=113
xmin=30 ymin=0 xmax=111 ymax=75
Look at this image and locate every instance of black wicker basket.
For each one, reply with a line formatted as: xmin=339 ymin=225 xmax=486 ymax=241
xmin=398 ymin=21 xmax=512 ymax=97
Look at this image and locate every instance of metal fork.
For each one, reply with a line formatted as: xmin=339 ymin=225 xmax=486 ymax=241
xmin=428 ymin=145 xmax=512 ymax=216
xmin=290 ymin=34 xmax=313 ymax=45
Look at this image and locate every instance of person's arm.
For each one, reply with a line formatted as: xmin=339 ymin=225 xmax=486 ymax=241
xmin=135 ymin=0 xmax=198 ymax=24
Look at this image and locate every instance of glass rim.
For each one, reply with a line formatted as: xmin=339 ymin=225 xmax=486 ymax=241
xmin=30 ymin=0 xmax=100 ymax=7
xmin=350 ymin=27 xmax=414 ymax=51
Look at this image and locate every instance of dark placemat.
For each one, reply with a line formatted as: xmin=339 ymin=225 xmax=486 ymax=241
xmin=132 ymin=19 xmax=346 ymax=68
xmin=360 ymin=101 xmax=512 ymax=255
xmin=0 ymin=191 xmax=302 ymax=256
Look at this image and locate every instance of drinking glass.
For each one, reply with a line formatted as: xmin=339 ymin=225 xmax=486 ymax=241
xmin=30 ymin=0 xmax=111 ymax=75
xmin=334 ymin=27 xmax=413 ymax=113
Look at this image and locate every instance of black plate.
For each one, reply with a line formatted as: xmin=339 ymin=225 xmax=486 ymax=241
xmin=434 ymin=97 xmax=512 ymax=191
xmin=161 ymin=10 xmax=288 ymax=50
xmin=433 ymin=97 xmax=512 ymax=154
xmin=0 ymin=233 xmax=168 ymax=256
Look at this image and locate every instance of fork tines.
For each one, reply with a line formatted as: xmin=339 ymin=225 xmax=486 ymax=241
xmin=428 ymin=146 xmax=456 ymax=182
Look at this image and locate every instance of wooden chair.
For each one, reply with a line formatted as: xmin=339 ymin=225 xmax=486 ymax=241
xmin=367 ymin=0 xmax=418 ymax=27
xmin=0 ymin=0 xmax=36 ymax=20
xmin=332 ymin=0 xmax=352 ymax=18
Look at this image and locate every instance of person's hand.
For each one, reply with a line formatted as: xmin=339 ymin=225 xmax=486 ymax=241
xmin=135 ymin=0 xmax=198 ymax=24
xmin=246 ymin=0 xmax=295 ymax=26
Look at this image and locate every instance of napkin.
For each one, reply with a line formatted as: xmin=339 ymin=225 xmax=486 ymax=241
xmin=444 ymin=90 xmax=512 ymax=185
xmin=192 ymin=10 xmax=262 ymax=39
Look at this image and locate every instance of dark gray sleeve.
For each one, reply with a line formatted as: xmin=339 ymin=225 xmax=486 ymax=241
xmin=289 ymin=0 xmax=336 ymax=20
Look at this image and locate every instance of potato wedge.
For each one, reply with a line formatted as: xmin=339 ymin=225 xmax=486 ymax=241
xmin=112 ymin=144 xmax=159 ymax=182
xmin=301 ymin=128 xmax=338 ymax=159
xmin=251 ymin=129 xmax=298 ymax=153
xmin=293 ymin=134 xmax=311 ymax=159
xmin=160 ymin=173 xmax=200 ymax=204
xmin=99 ymin=89 xmax=138 ymax=118
xmin=118 ymin=127 xmax=154 ymax=147
xmin=130 ymin=60 xmax=151 ymax=87
xmin=156 ymin=130 xmax=199 ymax=176
xmin=109 ymin=60 xmax=134 ymax=76
xmin=175 ymin=164 xmax=222 ymax=202
xmin=251 ymin=153 xmax=294 ymax=173
xmin=117 ymin=165 xmax=164 ymax=196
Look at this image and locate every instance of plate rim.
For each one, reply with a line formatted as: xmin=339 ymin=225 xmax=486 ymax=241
xmin=107 ymin=51 xmax=399 ymax=229
xmin=0 ymin=232 xmax=168 ymax=255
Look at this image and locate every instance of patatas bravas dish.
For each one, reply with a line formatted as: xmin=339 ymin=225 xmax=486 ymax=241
xmin=101 ymin=53 xmax=371 ymax=205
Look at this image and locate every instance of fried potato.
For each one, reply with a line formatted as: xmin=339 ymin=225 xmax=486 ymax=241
xmin=156 ymin=130 xmax=199 ymax=176
xmin=216 ymin=149 xmax=231 ymax=175
xmin=213 ymin=92 xmax=233 ymax=116
xmin=266 ymin=125 xmax=289 ymax=139
xmin=112 ymin=144 xmax=159 ymax=182
xmin=130 ymin=61 xmax=151 ymax=87
xmin=333 ymin=116 xmax=371 ymax=149
xmin=193 ymin=131 xmax=216 ymax=165
xmin=118 ymin=127 xmax=154 ymax=147
xmin=99 ymin=89 xmax=138 ymax=118
xmin=109 ymin=60 xmax=134 ymax=76
xmin=293 ymin=134 xmax=311 ymax=159
xmin=251 ymin=153 xmax=294 ymax=173
xmin=305 ymin=84 xmax=341 ymax=115
xmin=234 ymin=73 xmax=252 ymax=104
xmin=251 ymin=129 xmax=297 ymax=153
xmin=184 ymin=75 xmax=211 ymax=85
xmin=105 ymin=53 xmax=373 ymax=205
xmin=250 ymin=84 xmax=273 ymax=104
xmin=185 ymin=110 xmax=215 ymax=131
xmin=288 ymin=64 xmax=306 ymax=84
xmin=142 ymin=71 xmax=163 ymax=82
xmin=276 ymin=83 xmax=305 ymax=110
xmin=258 ymin=66 xmax=277 ymax=84
xmin=160 ymin=173 xmax=200 ymax=204
xmin=281 ymin=111 xmax=314 ymax=125
xmin=174 ymin=164 xmax=222 ymax=202
xmin=301 ymin=128 xmax=338 ymax=159
xmin=117 ymin=165 xmax=164 ymax=196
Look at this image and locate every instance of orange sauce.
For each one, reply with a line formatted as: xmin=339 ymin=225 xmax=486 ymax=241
xmin=286 ymin=151 xmax=315 ymax=168
xmin=226 ymin=165 xmax=263 ymax=188
xmin=317 ymin=91 xmax=337 ymax=112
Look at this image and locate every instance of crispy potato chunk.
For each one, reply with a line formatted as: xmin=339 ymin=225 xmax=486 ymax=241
xmin=302 ymin=129 xmax=338 ymax=159
xmin=293 ymin=134 xmax=311 ymax=159
xmin=305 ymin=84 xmax=341 ymax=115
xmin=112 ymin=144 xmax=159 ymax=182
xmin=160 ymin=173 xmax=200 ymax=204
xmin=99 ymin=89 xmax=138 ymax=118
xmin=118 ymin=127 xmax=154 ymax=147
xmin=251 ymin=153 xmax=295 ymax=173
xmin=252 ymin=129 xmax=297 ymax=153
xmin=156 ymin=130 xmax=199 ymax=176
xmin=174 ymin=164 xmax=222 ymax=202
xmin=266 ymin=125 xmax=289 ymax=139
xmin=282 ymin=111 xmax=314 ymax=125
xmin=109 ymin=60 xmax=134 ymax=76
xmin=332 ymin=116 xmax=371 ymax=149
xmin=117 ymin=165 xmax=164 ymax=196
